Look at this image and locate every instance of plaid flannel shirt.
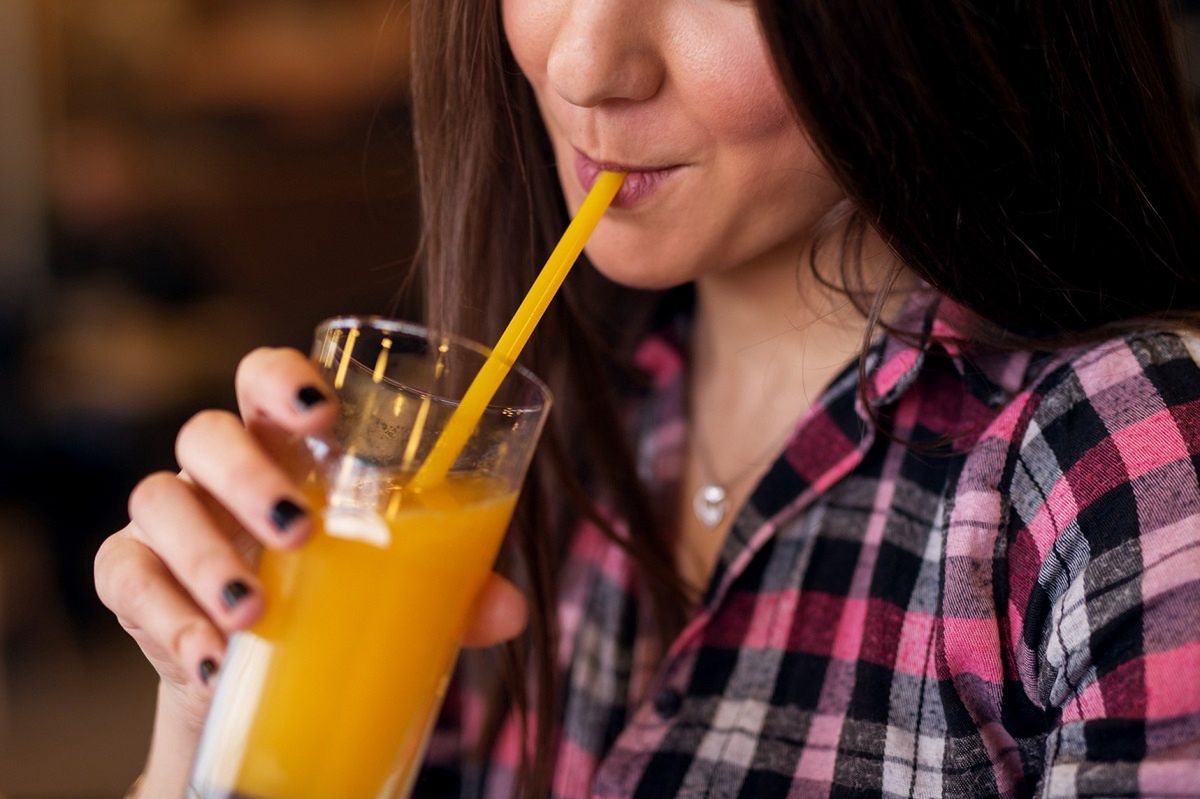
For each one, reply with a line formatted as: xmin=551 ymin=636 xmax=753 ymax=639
xmin=419 ymin=293 xmax=1200 ymax=798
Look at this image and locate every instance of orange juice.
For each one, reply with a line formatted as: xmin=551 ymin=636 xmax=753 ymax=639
xmin=194 ymin=473 xmax=517 ymax=799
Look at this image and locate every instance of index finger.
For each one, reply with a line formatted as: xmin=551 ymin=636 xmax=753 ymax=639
xmin=235 ymin=347 xmax=337 ymax=435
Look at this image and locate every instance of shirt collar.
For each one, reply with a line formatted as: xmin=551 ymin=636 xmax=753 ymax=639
xmin=630 ymin=286 xmax=1038 ymax=431
xmin=624 ymin=287 xmax=1043 ymax=626
xmin=864 ymin=288 xmax=1035 ymax=412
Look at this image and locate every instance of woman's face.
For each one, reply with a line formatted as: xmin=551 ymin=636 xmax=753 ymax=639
xmin=501 ymin=0 xmax=845 ymax=290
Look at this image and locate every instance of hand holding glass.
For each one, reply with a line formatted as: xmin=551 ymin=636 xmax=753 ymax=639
xmin=189 ymin=318 xmax=551 ymax=799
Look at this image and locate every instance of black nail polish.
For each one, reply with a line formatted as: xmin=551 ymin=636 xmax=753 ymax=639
xmin=199 ymin=658 xmax=218 ymax=685
xmin=271 ymin=499 xmax=306 ymax=532
xmin=222 ymin=580 xmax=251 ymax=610
xmin=295 ymin=385 xmax=328 ymax=411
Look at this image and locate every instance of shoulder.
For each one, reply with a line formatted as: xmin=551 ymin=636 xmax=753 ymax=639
xmin=1021 ymin=328 xmax=1200 ymax=441
xmin=992 ymin=329 xmax=1200 ymax=720
xmin=998 ymin=329 xmax=1200 ymax=648
xmin=1005 ymin=328 xmax=1200 ymax=533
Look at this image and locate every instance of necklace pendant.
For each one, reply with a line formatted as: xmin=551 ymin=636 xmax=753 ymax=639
xmin=693 ymin=483 xmax=729 ymax=528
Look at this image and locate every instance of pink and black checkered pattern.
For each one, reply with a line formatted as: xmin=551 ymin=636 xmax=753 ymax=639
xmin=419 ymin=294 xmax=1200 ymax=798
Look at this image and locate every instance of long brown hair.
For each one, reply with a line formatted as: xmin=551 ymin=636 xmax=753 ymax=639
xmin=409 ymin=2 xmax=689 ymax=794
xmin=756 ymin=0 xmax=1200 ymax=346
xmin=408 ymin=0 xmax=1200 ymax=794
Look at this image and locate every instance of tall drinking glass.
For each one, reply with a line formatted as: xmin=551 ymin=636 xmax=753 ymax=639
xmin=189 ymin=317 xmax=551 ymax=799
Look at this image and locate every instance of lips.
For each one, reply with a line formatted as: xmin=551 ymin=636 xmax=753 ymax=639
xmin=573 ymin=148 xmax=684 ymax=208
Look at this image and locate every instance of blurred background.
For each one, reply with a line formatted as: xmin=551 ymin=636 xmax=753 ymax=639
xmin=0 ymin=1 xmax=418 ymax=796
xmin=0 ymin=2 xmax=1197 ymax=797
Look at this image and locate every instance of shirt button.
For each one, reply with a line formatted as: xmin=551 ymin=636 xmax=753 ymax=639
xmin=653 ymin=687 xmax=683 ymax=719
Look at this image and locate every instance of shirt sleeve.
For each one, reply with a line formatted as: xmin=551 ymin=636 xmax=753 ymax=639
xmin=1004 ymin=331 xmax=1200 ymax=797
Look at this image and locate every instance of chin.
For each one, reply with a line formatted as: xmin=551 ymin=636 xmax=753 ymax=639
xmin=583 ymin=240 xmax=699 ymax=291
xmin=587 ymin=257 xmax=694 ymax=291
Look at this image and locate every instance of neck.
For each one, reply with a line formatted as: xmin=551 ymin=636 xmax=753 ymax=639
xmin=672 ymin=229 xmax=901 ymax=594
xmin=691 ymin=229 xmax=897 ymax=407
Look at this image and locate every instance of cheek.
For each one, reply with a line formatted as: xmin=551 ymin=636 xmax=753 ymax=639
xmin=674 ymin=22 xmax=840 ymax=261
xmin=669 ymin=8 xmax=840 ymax=254
xmin=670 ymin=1 xmax=799 ymax=150
xmin=501 ymin=0 xmax=554 ymax=85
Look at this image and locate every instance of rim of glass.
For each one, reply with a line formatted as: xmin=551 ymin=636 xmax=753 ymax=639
xmin=314 ymin=315 xmax=553 ymax=413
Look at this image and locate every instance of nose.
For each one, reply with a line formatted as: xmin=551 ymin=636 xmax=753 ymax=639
xmin=546 ymin=1 xmax=665 ymax=107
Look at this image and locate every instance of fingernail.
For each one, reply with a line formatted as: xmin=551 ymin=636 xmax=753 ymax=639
xmin=295 ymin=385 xmax=328 ymax=411
xmin=199 ymin=658 xmax=218 ymax=685
xmin=222 ymin=579 xmax=252 ymax=610
xmin=271 ymin=498 xmax=306 ymax=533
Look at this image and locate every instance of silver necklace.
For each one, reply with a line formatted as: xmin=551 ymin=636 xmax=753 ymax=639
xmin=689 ymin=426 xmax=793 ymax=529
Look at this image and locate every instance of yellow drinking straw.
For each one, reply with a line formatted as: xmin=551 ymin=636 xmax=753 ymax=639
xmin=409 ymin=170 xmax=627 ymax=492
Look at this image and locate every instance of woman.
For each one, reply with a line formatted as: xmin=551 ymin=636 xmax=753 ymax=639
xmin=96 ymin=0 xmax=1200 ymax=796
